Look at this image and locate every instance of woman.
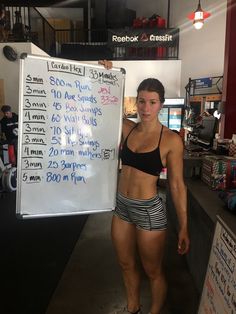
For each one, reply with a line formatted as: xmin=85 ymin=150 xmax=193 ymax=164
xmin=111 ymin=78 xmax=190 ymax=314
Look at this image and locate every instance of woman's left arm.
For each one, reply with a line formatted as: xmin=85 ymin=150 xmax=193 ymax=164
xmin=166 ymin=134 xmax=190 ymax=255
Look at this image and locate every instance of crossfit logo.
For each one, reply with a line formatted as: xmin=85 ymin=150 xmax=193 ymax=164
xmin=150 ymin=34 xmax=173 ymax=41
xmin=139 ymin=33 xmax=149 ymax=42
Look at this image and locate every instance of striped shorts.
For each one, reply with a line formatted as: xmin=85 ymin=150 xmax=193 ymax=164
xmin=114 ymin=192 xmax=167 ymax=231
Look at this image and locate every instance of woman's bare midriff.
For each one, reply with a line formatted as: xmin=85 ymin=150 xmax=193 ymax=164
xmin=118 ymin=165 xmax=159 ymax=200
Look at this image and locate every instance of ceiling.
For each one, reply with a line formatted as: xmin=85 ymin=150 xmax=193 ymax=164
xmin=2 ymin=0 xmax=89 ymax=8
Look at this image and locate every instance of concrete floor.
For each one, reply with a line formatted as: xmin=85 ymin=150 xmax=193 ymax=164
xmin=46 ymin=191 xmax=200 ymax=314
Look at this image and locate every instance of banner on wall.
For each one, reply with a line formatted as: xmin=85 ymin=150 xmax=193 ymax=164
xmin=195 ymin=77 xmax=213 ymax=89
xmin=108 ymin=28 xmax=179 ymax=47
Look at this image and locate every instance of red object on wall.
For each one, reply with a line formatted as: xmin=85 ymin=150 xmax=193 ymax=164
xmin=157 ymin=17 xmax=166 ymax=28
xmin=156 ymin=47 xmax=166 ymax=58
xmin=8 ymin=144 xmax=16 ymax=166
xmin=133 ymin=16 xmax=166 ymax=29
xmin=149 ymin=19 xmax=156 ymax=28
xmin=132 ymin=17 xmax=149 ymax=28
xmin=132 ymin=18 xmax=143 ymax=28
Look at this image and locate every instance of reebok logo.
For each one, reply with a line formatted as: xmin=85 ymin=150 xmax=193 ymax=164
xmin=112 ymin=35 xmax=138 ymax=42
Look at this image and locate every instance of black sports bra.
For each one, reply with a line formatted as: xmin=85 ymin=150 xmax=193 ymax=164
xmin=120 ymin=124 xmax=164 ymax=176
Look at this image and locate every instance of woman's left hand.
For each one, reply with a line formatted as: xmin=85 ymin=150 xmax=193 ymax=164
xmin=98 ymin=60 xmax=113 ymax=70
xmin=177 ymin=228 xmax=190 ymax=255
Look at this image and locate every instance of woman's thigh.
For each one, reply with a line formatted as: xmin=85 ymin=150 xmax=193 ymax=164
xmin=111 ymin=215 xmax=137 ymax=266
xmin=136 ymin=229 xmax=167 ymax=275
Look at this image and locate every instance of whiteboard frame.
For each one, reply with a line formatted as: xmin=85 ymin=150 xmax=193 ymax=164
xmin=16 ymin=54 xmax=125 ymax=219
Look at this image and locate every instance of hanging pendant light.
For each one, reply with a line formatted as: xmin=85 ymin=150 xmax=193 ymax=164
xmin=187 ymin=0 xmax=211 ymax=30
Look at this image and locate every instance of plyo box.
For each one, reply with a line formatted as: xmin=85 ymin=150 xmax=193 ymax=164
xmin=201 ymin=155 xmax=227 ymax=190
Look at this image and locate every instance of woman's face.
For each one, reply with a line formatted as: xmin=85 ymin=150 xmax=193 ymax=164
xmin=136 ymin=90 xmax=162 ymax=122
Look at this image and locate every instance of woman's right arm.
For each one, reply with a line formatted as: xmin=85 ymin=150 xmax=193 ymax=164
xmin=98 ymin=60 xmax=113 ymax=70
xmin=122 ymin=117 xmax=136 ymax=137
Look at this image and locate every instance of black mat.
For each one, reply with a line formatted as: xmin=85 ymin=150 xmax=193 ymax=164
xmin=0 ymin=192 xmax=88 ymax=314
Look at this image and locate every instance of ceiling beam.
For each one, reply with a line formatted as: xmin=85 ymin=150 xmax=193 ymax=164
xmin=2 ymin=0 xmax=89 ymax=8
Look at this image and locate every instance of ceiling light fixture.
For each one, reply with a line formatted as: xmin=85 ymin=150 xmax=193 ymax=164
xmin=187 ymin=0 xmax=211 ymax=30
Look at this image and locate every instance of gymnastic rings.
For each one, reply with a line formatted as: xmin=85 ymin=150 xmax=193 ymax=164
xmin=1 ymin=167 xmax=17 ymax=192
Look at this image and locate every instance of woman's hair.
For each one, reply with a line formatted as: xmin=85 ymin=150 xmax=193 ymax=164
xmin=137 ymin=78 xmax=165 ymax=103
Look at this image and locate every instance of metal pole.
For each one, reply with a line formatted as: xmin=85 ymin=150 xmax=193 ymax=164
xmin=88 ymin=0 xmax=91 ymax=42
xmin=167 ymin=0 xmax=170 ymax=28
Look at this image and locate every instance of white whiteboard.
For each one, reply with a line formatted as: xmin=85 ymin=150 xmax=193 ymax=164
xmin=198 ymin=218 xmax=236 ymax=314
xmin=16 ymin=54 xmax=124 ymax=218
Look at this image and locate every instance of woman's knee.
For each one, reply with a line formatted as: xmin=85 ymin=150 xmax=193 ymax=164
xmin=118 ymin=256 xmax=138 ymax=273
xmin=143 ymin=263 xmax=164 ymax=281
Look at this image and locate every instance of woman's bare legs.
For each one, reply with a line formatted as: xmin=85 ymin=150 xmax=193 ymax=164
xmin=111 ymin=215 xmax=141 ymax=312
xmin=137 ymin=229 xmax=167 ymax=314
xmin=112 ymin=214 xmax=167 ymax=313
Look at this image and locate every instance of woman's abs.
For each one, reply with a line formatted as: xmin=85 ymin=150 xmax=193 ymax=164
xmin=118 ymin=166 xmax=159 ymax=200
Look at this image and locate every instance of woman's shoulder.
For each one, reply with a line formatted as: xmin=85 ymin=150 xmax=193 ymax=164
xmin=123 ymin=117 xmax=136 ymax=127
xmin=122 ymin=118 xmax=136 ymax=137
xmin=163 ymin=127 xmax=183 ymax=150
